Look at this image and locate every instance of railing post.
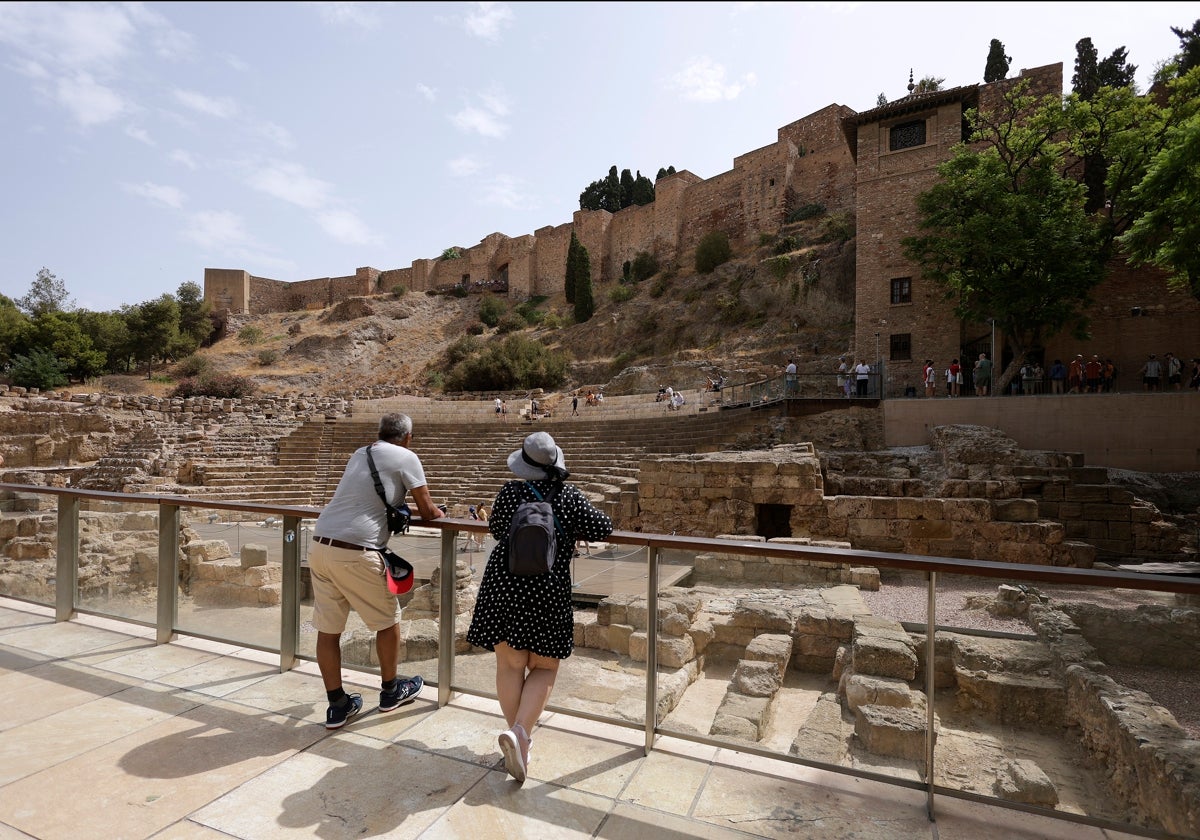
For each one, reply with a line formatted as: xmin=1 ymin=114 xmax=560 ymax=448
xmin=280 ymin=514 xmax=302 ymax=672
xmin=156 ymin=503 xmax=180 ymax=645
xmin=55 ymin=496 xmax=79 ymax=622
xmin=644 ymin=544 xmax=659 ymax=755
xmin=925 ymin=570 xmax=937 ymax=820
xmin=438 ymin=526 xmax=456 ymax=707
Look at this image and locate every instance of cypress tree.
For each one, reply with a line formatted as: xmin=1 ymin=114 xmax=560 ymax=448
xmin=565 ymin=231 xmax=581 ymax=303
xmin=574 ymin=245 xmax=594 ymax=323
xmin=984 ymin=39 xmax=1011 ymax=82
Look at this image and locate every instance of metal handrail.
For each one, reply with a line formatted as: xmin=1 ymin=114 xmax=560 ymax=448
xmin=1 ymin=482 xmax=1193 ymax=839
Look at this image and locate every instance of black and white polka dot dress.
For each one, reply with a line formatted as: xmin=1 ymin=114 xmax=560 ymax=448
xmin=467 ymin=479 xmax=613 ymax=659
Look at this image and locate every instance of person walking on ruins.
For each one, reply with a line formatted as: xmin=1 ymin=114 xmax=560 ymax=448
xmin=495 ymin=397 xmax=502 ymax=421
xmin=466 ymin=431 xmax=613 ymax=783
xmin=785 ymin=358 xmax=798 ymax=396
xmin=310 ymin=412 xmax=445 ymax=730
xmin=973 ymin=353 xmax=992 ymax=397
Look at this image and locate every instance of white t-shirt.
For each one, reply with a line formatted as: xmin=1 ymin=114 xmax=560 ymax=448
xmin=315 ymin=441 xmax=428 ymax=548
xmin=854 ymin=363 xmax=870 ymax=380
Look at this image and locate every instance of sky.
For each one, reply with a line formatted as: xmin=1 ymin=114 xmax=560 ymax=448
xmin=0 ymin=1 xmax=1196 ymax=314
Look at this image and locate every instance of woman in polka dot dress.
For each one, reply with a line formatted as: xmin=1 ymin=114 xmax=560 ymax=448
xmin=466 ymin=431 xmax=613 ymax=783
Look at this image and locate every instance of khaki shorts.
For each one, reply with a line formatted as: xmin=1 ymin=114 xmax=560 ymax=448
xmin=309 ymin=542 xmax=399 ymax=633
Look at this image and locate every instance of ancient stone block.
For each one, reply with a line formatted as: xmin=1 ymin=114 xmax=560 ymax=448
xmin=240 ymin=543 xmax=268 ymax=567
xmin=994 ymin=758 xmax=1059 ymax=806
xmin=853 ymin=703 xmax=934 ymax=761
xmin=733 ymin=659 xmax=782 ymax=697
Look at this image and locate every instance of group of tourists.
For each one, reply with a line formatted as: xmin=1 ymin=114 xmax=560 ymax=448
xmin=916 ymin=349 xmax=1200 ymax=397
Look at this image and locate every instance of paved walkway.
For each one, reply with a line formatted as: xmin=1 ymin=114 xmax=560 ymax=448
xmin=0 ymin=596 xmax=1145 ymax=840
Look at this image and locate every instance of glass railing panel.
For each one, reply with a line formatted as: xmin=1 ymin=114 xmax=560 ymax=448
xmin=175 ymin=511 xmax=289 ymax=650
xmin=652 ymin=541 xmax=860 ymax=773
xmin=0 ymin=488 xmax=59 ymax=608
xmin=388 ymin=523 xmax=454 ymax=688
xmin=549 ymin=537 xmax=648 ymax=724
xmin=75 ymin=497 xmax=160 ymax=623
xmin=999 ymin=572 xmax=1196 ymax=837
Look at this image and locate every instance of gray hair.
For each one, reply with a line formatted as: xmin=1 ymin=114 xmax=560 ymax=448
xmin=378 ymin=413 xmax=413 ymax=442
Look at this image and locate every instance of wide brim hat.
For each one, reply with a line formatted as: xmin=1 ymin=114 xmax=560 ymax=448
xmin=507 ymin=431 xmax=566 ymax=480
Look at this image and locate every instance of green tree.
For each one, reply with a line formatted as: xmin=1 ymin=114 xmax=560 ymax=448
xmin=655 ymin=166 xmax=677 ymax=181
xmin=127 ymin=295 xmax=181 ymax=378
xmin=17 ymin=267 xmax=73 ymax=317
xmin=565 ymin=231 xmax=584 ymax=303
xmin=578 ymin=179 xmax=607 ymax=211
xmin=0 ymin=295 xmax=29 ymax=369
xmin=1073 ymin=37 xmax=1101 ymax=99
xmin=984 ymin=38 xmax=1011 ymax=82
xmin=1117 ymin=68 xmax=1200 ymax=299
xmin=875 ymin=92 xmax=888 ymax=107
xmin=901 ymin=81 xmax=1106 ymax=391
xmin=76 ymin=309 xmax=131 ymax=373
xmin=914 ymin=75 xmax=945 ymax=93
xmin=23 ymin=311 xmax=105 ymax=382
xmin=695 ymin=231 xmax=732 ymax=274
xmin=1074 ymin=39 xmax=1136 ymax=101
xmin=619 ymin=168 xmax=635 ymax=209
xmin=604 ymin=166 xmax=622 ymax=213
xmin=174 ymin=281 xmax=214 ymax=357
xmin=9 ymin=348 xmax=68 ymax=390
xmin=631 ymin=171 xmax=655 ymax=205
xmin=1170 ymin=19 xmax=1200 ymax=75
xmin=479 ymin=294 xmax=505 ymax=327
xmin=573 ymin=244 xmax=594 ymax=323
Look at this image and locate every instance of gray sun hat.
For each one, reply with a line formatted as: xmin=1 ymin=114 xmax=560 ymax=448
xmin=507 ymin=431 xmax=566 ymax=480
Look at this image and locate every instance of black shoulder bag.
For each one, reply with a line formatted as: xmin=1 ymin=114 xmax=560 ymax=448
xmin=365 ymin=444 xmax=411 ymax=534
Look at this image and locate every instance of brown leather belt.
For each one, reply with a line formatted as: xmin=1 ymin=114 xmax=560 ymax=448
xmin=313 ymin=535 xmax=372 ymax=551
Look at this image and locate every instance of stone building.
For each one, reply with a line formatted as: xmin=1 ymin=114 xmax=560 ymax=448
xmin=204 ymin=63 xmax=1199 ymax=395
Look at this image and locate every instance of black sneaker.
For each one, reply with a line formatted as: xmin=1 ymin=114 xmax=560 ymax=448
xmin=325 ymin=693 xmax=362 ymax=730
xmin=380 ymin=675 xmax=423 ymax=712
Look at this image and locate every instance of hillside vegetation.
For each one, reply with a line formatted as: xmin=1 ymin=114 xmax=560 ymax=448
xmin=107 ymin=218 xmax=857 ymax=400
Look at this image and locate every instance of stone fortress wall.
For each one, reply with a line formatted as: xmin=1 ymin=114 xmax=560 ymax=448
xmin=203 ymin=63 xmax=1200 ymax=400
xmin=202 ymin=102 xmax=857 ymax=314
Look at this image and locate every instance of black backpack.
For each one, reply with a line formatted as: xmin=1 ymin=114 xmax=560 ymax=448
xmin=507 ymin=482 xmax=564 ymax=576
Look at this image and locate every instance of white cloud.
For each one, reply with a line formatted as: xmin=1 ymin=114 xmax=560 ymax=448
xmin=169 ymin=149 xmax=198 ymax=170
xmin=316 ymin=208 xmax=378 ymax=246
xmin=416 ymin=83 xmax=437 ymax=102
xmin=184 ymin=210 xmax=252 ymax=249
xmin=447 ymin=155 xmax=482 ymax=177
xmin=173 ymin=89 xmax=238 ymax=119
xmin=12 ymin=58 xmax=50 ymax=81
xmin=247 ymin=161 xmax=331 ymax=210
xmin=0 ymin=3 xmax=136 ymax=71
xmin=669 ymin=57 xmax=756 ymax=103
xmin=125 ymin=125 xmax=153 ymax=145
xmin=479 ymin=174 xmax=532 ymax=210
xmin=123 ymin=181 xmax=185 ymax=209
xmin=450 ymin=89 xmax=511 ymax=138
xmin=463 ymin=2 xmax=513 ymax=41
xmin=318 ymin=2 xmax=382 ymax=29
xmin=56 ymin=72 xmax=127 ymax=126
xmin=252 ymin=120 xmax=295 ymax=150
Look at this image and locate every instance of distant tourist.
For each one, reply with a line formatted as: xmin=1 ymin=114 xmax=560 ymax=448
xmin=1049 ymin=359 xmax=1067 ymax=394
xmin=973 ymin=353 xmax=992 ymax=397
xmin=1141 ymin=354 xmax=1163 ymax=391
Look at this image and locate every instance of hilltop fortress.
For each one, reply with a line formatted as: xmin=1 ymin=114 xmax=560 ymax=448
xmin=204 ymin=63 xmax=1199 ymax=397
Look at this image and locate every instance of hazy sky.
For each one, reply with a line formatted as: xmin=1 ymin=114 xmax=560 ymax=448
xmin=1 ymin=1 xmax=1194 ymax=313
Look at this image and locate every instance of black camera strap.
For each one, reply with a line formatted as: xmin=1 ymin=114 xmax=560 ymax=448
xmin=365 ymin=444 xmax=408 ymax=529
